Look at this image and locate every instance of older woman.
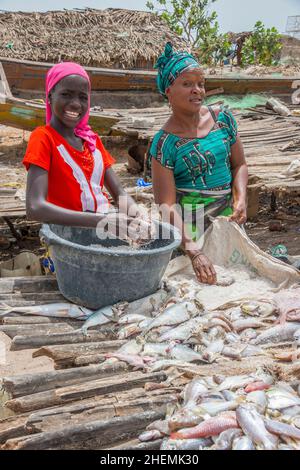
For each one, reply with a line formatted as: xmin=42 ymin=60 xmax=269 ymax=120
xmin=149 ymin=43 xmax=248 ymax=285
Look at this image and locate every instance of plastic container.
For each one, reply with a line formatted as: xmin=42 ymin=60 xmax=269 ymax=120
xmin=40 ymin=222 xmax=181 ymax=309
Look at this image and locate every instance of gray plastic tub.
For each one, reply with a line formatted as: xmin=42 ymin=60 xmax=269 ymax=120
xmin=40 ymin=222 xmax=181 ymax=309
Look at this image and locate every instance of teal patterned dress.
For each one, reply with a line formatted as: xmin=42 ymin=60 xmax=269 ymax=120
xmin=148 ymin=106 xmax=238 ymax=239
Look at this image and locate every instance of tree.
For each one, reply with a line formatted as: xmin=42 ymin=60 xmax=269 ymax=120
xmin=241 ymin=21 xmax=282 ymax=66
xmin=146 ymin=0 xmax=218 ymax=48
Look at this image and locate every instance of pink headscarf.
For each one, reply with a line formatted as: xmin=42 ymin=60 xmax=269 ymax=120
xmin=46 ymin=62 xmax=97 ymax=152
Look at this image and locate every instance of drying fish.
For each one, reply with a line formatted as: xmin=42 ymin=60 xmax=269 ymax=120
xmin=217 ymin=375 xmax=257 ymax=392
xmin=142 ymin=342 xmax=170 ymax=357
xmin=117 ymin=323 xmax=141 ymax=340
xmin=240 ymin=329 xmax=258 ymax=342
xmin=183 ymin=379 xmax=208 ymax=407
xmin=232 ymin=318 xmax=270 ymax=333
xmin=198 ymin=398 xmax=244 ymax=417
xmin=273 ymin=288 xmax=300 ymax=324
xmin=272 ymin=350 xmax=300 ymax=362
xmin=168 ymin=407 xmax=204 ymax=432
xmin=213 ymin=428 xmax=243 ymax=450
xmin=246 ymin=391 xmax=267 ymax=414
xmin=118 ymin=313 xmax=148 ymax=325
xmin=254 ymin=323 xmax=300 ymax=345
xmin=264 ymin=418 xmax=300 ymax=440
xmin=146 ymin=419 xmax=170 ymax=436
xmin=171 ymin=412 xmax=239 ymax=439
xmin=0 ymin=302 xmax=92 ymax=319
xmin=142 ymin=301 xmax=199 ymax=333
xmin=167 ymin=343 xmax=206 ymax=363
xmin=138 ymin=429 xmax=163 ymax=442
xmin=245 ymin=381 xmax=270 ymax=393
xmin=232 ymin=435 xmax=255 ymax=450
xmin=266 ymin=388 xmax=300 ymax=410
xmin=236 ymin=404 xmax=278 ymax=450
xmin=160 ymin=437 xmax=212 ymax=450
xmin=158 ymin=317 xmax=204 ymax=343
xmin=149 ymin=359 xmax=198 ymax=373
xmin=240 ymin=300 xmax=276 ymax=318
xmin=117 ymin=339 xmax=143 ymax=355
xmin=104 ymin=352 xmax=153 ymax=369
xmin=76 ymin=305 xmax=121 ymax=335
xmin=124 ymin=288 xmax=170 ymax=317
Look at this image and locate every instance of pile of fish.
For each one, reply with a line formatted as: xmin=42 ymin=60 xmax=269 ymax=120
xmin=138 ymin=372 xmax=300 ymax=450
xmin=73 ymin=286 xmax=300 ymax=371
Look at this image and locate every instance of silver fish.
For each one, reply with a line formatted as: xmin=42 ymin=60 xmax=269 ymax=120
xmin=217 ymin=375 xmax=256 ymax=392
xmin=117 ymin=323 xmax=141 ymax=340
xmin=232 ymin=435 xmax=255 ymax=450
xmin=138 ymin=429 xmax=163 ymax=442
xmin=160 ymin=438 xmax=212 ymax=450
xmin=118 ymin=313 xmax=148 ymax=325
xmin=142 ymin=342 xmax=170 ymax=357
xmin=264 ymin=418 xmax=300 ymax=440
xmin=146 ymin=419 xmax=170 ymax=436
xmin=168 ymin=344 xmax=206 ymax=363
xmin=236 ymin=404 xmax=278 ymax=450
xmin=246 ymin=391 xmax=267 ymax=414
xmin=124 ymin=289 xmax=169 ymax=317
xmin=240 ymin=300 xmax=276 ymax=318
xmin=266 ymin=388 xmax=300 ymax=410
xmin=254 ymin=323 xmax=300 ymax=345
xmin=183 ymin=379 xmax=208 ymax=407
xmin=158 ymin=317 xmax=204 ymax=343
xmin=76 ymin=305 xmax=119 ymax=335
xmin=143 ymin=301 xmax=198 ymax=333
xmin=240 ymin=329 xmax=258 ymax=342
xmin=198 ymin=398 xmax=244 ymax=417
xmin=213 ymin=428 xmax=243 ymax=450
xmin=0 ymin=302 xmax=92 ymax=318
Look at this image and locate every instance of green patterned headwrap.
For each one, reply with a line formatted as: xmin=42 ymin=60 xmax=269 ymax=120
xmin=155 ymin=42 xmax=201 ymax=98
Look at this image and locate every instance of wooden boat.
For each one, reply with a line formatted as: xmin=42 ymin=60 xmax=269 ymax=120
xmin=0 ymin=95 xmax=125 ymax=136
xmin=1 ymin=56 xmax=298 ymax=99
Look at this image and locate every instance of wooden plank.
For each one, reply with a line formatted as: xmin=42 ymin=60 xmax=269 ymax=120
xmin=12 ymin=331 xmax=119 ymax=351
xmin=55 ymin=371 xmax=167 ymax=401
xmin=0 ymin=415 xmax=29 ymax=444
xmin=26 ymin=393 xmax=177 ymax=434
xmin=2 ymin=410 xmax=164 ymax=450
xmin=2 ymin=363 xmax=129 ymax=398
xmin=0 ymin=276 xmax=58 ymax=294
xmin=0 ymin=323 xmax=74 ymax=339
xmin=5 ymin=372 xmax=166 ymax=413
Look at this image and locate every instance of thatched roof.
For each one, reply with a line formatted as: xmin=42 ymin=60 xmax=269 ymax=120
xmin=0 ymin=8 xmax=187 ymax=69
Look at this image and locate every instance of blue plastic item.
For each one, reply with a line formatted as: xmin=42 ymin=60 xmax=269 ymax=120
xmin=136 ymin=178 xmax=152 ymax=187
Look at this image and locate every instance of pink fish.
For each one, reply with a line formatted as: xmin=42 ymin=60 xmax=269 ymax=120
xmin=245 ymin=381 xmax=270 ymax=393
xmin=170 ymin=412 xmax=239 ymax=440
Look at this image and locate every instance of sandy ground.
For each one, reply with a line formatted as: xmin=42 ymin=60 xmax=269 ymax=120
xmin=0 ymin=332 xmax=53 ymax=377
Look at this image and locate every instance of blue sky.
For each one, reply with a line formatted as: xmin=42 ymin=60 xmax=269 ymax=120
xmin=0 ymin=0 xmax=299 ymax=34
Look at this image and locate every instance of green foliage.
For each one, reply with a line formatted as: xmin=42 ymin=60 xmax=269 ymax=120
xmin=241 ymin=21 xmax=282 ymax=66
xmin=146 ymin=0 xmax=232 ymax=65
xmin=146 ymin=0 xmax=218 ymax=48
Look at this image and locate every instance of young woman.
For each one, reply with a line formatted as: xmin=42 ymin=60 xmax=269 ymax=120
xmin=149 ymin=43 xmax=248 ymax=284
xmin=23 ymin=62 xmax=151 ymax=242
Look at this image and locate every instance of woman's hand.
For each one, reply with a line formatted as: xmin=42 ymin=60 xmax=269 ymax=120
xmin=230 ymin=198 xmax=247 ymax=225
xmin=102 ymin=211 xmax=155 ymax=246
xmin=188 ymin=251 xmax=217 ymax=285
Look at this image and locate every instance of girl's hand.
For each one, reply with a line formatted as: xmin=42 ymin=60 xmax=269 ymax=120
xmin=230 ymin=198 xmax=247 ymax=225
xmin=189 ymin=251 xmax=217 ymax=285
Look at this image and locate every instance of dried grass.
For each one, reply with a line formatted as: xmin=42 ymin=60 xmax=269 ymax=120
xmin=0 ymin=8 xmax=187 ymax=69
